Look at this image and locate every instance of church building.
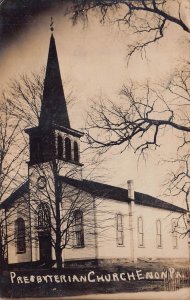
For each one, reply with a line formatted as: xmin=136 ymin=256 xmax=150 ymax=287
xmin=0 ymin=30 xmax=189 ymax=267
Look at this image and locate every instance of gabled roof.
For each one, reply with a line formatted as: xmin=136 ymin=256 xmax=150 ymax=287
xmin=0 ymin=181 xmax=29 ymax=209
xmin=61 ymin=177 xmax=187 ymax=213
xmin=1 ymin=177 xmax=187 ymax=214
xmin=134 ymin=191 xmax=186 ymax=213
xmin=62 ymin=177 xmax=130 ymax=202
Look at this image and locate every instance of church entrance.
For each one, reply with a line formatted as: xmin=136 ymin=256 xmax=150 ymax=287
xmin=38 ymin=233 xmax=51 ymax=263
xmin=37 ymin=203 xmax=52 ymax=263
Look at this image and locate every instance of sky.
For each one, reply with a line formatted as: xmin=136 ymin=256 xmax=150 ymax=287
xmin=0 ymin=0 xmax=190 ymax=207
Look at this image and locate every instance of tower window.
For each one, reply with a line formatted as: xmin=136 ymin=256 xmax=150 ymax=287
xmin=138 ymin=217 xmax=144 ymax=247
xmin=65 ymin=137 xmax=71 ymax=160
xmin=15 ymin=218 xmax=26 ymax=254
xmin=116 ymin=213 xmax=124 ymax=246
xmin=57 ymin=135 xmax=63 ymax=158
xmin=74 ymin=210 xmax=84 ymax=248
xmin=156 ymin=219 xmax=162 ymax=248
xmin=74 ymin=141 xmax=79 ymax=162
xmin=30 ymin=137 xmax=42 ymax=162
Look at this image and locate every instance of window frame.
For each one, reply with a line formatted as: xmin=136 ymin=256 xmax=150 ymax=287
xmin=116 ymin=213 xmax=124 ymax=246
xmin=57 ymin=135 xmax=63 ymax=158
xmin=137 ymin=216 xmax=144 ymax=247
xmin=65 ymin=137 xmax=72 ymax=161
xmin=15 ymin=218 xmax=26 ymax=254
xmin=156 ymin=219 xmax=162 ymax=248
xmin=74 ymin=210 xmax=85 ymax=248
xmin=74 ymin=141 xmax=79 ymax=162
xmin=172 ymin=219 xmax=178 ymax=249
xmin=37 ymin=203 xmax=51 ymax=232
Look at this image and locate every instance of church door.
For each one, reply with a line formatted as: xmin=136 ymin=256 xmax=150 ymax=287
xmin=37 ymin=203 xmax=52 ymax=263
xmin=39 ymin=233 xmax=51 ymax=263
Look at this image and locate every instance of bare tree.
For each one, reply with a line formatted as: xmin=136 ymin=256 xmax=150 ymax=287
xmin=86 ymin=68 xmax=190 ymax=151
xmin=0 ymin=211 xmax=6 ymax=272
xmin=70 ymin=1 xmax=190 ymax=216
xmin=0 ymin=67 xmax=116 ymax=270
xmin=0 ymin=100 xmax=26 ymax=203
xmin=3 ymin=145 xmax=115 ymax=269
xmin=85 ymin=66 xmax=190 ymax=211
xmin=163 ymin=152 xmax=190 ymax=212
xmin=4 ymin=69 xmax=75 ymax=128
xmin=0 ymin=197 xmax=30 ymax=272
xmin=71 ymin=0 xmax=190 ymax=58
xmin=27 ymin=156 xmax=96 ymax=268
xmin=1 ymin=68 xmax=76 ymax=184
xmin=0 ymin=69 xmax=75 ymax=203
xmin=0 ymin=99 xmax=27 ymax=271
xmin=0 ymin=69 xmax=77 ymax=269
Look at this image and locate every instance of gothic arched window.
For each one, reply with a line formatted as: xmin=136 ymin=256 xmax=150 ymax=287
xmin=15 ymin=218 xmax=26 ymax=253
xmin=37 ymin=203 xmax=51 ymax=232
xmin=137 ymin=217 xmax=144 ymax=247
xmin=65 ymin=137 xmax=71 ymax=160
xmin=156 ymin=219 xmax=162 ymax=248
xmin=57 ymin=135 xmax=63 ymax=158
xmin=74 ymin=141 xmax=79 ymax=162
xmin=74 ymin=210 xmax=84 ymax=247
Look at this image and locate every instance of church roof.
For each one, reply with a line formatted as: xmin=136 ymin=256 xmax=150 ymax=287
xmin=39 ymin=33 xmax=70 ymax=129
xmin=1 ymin=178 xmax=187 ymax=214
xmin=61 ymin=177 xmax=187 ymax=213
xmin=0 ymin=181 xmax=29 ymax=209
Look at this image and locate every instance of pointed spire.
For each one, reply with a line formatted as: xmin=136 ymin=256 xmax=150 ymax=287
xmin=39 ymin=28 xmax=70 ymax=129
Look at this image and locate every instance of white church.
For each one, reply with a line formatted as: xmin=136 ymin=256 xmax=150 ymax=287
xmin=0 ymin=31 xmax=189 ymax=268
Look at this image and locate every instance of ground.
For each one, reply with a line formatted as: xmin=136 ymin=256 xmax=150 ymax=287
xmin=33 ymin=288 xmax=190 ymax=300
xmin=0 ymin=260 xmax=189 ymax=298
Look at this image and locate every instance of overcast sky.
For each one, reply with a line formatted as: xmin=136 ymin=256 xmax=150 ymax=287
xmin=0 ymin=1 xmax=190 ymax=207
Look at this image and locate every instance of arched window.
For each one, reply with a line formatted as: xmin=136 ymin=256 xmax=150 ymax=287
xmin=65 ymin=137 xmax=71 ymax=161
xmin=15 ymin=218 xmax=26 ymax=253
xmin=74 ymin=210 xmax=84 ymax=247
xmin=172 ymin=219 xmax=178 ymax=249
xmin=74 ymin=141 xmax=79 ymax=162
xmin=37 ymin=203 xmax=51 ymax=232
xmin=137 ymin=217 xmax=144 ymax=247
xmin=116 ymin=213 xmax=124 ymax=246
xmin=57 ymin=135 xmax=63 ymax=158
xmin=156 ymin=219 xmax=162 ymax=248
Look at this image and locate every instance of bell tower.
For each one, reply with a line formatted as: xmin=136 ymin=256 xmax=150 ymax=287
xmin=25 ymin=25 xmax=84 ymax=263
xmin=25 ymin=30 xmax=83 ymax=174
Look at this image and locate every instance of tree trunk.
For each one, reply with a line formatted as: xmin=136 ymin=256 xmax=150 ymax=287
xmin=53 ymin=158 xmax=63 ymax=269
xmin=55 ymin=244 xmax=62 ymax=269
xmin=0 ymin=232 xmax=4 ymax=274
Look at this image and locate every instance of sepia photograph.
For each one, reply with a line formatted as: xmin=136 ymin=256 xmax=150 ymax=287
xmin=0 ymin=1 xmax=190 ymax=299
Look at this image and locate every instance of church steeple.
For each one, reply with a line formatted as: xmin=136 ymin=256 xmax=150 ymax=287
xmin=25 ymin=28 xmax=83 ymax=167
xmin=39 ymin=33 xmax=70 ymax=129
